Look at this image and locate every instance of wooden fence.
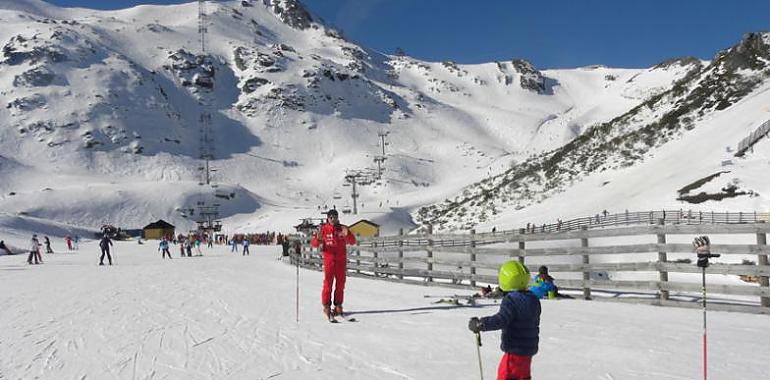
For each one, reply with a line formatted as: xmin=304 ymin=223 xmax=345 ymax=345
xmin=292 ymin=221 xmax=770 ymax=314
xmin=735 ymin=119 xmax=770 ymax=157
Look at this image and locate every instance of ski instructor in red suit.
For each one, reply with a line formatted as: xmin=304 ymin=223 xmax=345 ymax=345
xmin=311 ymin=209 xmax=357 ymax=319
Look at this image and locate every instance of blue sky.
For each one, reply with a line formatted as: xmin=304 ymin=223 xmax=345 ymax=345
xmin=44 ymin=0 xmax=770 ymax=68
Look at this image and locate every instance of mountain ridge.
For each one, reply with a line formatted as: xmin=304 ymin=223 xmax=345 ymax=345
xmin=0 ymin=0 xmax=766 ymax=235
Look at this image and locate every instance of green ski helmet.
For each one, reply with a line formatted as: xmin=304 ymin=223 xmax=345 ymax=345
xmin=498 ymin=260 xmax=530 ymax=291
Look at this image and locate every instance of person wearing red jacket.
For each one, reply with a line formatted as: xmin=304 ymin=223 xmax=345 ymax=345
xmin=311 ymin=209 xmax=357 ymax=319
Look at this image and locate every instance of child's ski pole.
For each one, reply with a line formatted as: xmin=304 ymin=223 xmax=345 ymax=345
xmin=474 ymin=332 xmax=483 ymax=380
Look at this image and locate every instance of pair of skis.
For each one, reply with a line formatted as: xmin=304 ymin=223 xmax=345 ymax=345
xmin=327 ymin=313 xmax=357 ymax=323
xmin=424 ymin=294 xmax=479 ymax=306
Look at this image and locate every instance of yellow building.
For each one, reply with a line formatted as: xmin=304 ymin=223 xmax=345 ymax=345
xmin=142 ymin=220 xmax=175 ymax=240
xmin=348 ymin=220 xmax=380 ymax=238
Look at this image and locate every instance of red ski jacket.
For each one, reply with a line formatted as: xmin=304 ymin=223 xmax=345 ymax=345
xmin=311 ymin=223 xmax=356 ymax=255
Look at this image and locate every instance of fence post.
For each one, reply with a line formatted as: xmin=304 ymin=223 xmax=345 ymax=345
xmin=581 ymin=226 xmax=591 ymax=300
xmin=372 ymin=236 xmax=379 ymax=277
xmin=355 ymin=237 xmax=361 ymax=275
xmin=470 ymin=229 xmax=476 ymax=287
xmin=518 ymin=228 xmax=525 ymax=263
xmin=757 ymin=232 xmax=769 ymax=308
xmin=656 ymin=219 xmax=669 ymax=301
xmin=398 ymin=228 xmax=404 ymax=280
xmin=427 ymin=224 xmax=433 ymax=282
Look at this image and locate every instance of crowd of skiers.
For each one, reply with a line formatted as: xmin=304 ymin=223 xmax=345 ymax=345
xmin=14 ymin=229 xmax=296 ymax=265
xmin=19 ymin=234 xmax=82 ymax=264
xmin=223 ymin=232 xmax=292 ymax=246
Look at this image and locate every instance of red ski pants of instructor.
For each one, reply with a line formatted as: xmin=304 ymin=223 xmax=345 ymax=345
xmin=321 ymin=252 xmax=347 ymax=306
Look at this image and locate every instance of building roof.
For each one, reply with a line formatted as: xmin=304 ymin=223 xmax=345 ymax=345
xmin=143 ymin=219 xmax=175 ymax=230
xmin=350 ymin=219 xmax=380 ymax=228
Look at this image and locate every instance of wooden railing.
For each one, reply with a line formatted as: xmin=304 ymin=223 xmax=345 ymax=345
xmin=418 ymin=210 xmax=770 ymax=236
xmin=735 ymin=119 xmax=770 ymax=157
xmin=291 ymin=221 xmax=770 ymax=314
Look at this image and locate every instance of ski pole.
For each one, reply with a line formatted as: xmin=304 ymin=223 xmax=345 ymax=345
xmin=693 ymin=235 xmax=718 ymax=380
xmin=474 ymin=332 xmax=483 ymax=380
xmin=701 ymin=264 xmax=707 ymax=380
xmin=296 ymin=244 xmax=300 ymax=323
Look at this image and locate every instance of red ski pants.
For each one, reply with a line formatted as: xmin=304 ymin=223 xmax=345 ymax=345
xmin=497 ymin=353 xmax=532 ymax=380
xmin=321 ymin=252 xmax=347 ymax=306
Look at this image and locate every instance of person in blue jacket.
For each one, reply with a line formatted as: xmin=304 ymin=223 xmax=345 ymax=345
xmin=468 ymin=260 xmax=541 ymax=380
xmin=158 ymin=237 xmax=172 ymax=259
xmin=529 ymin=265 xmax=558 ymax=299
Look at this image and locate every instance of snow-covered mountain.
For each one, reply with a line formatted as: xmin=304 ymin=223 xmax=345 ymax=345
xmin=0 ymin=0 xmax=767 ymax=235
xmin=417 ymin=33 xmax=770 ymax=231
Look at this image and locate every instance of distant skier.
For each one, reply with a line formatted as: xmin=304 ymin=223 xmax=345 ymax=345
xmin=242 ymin=238 xmax=250 ymax=256
xmin=468 ymin=260 xmax=541 ymax=380
xmin=28 ymin=234 xmax=43 ymax=264
xmin=65 ymin=235 xmax=73 ymax=250
xmin=195 ymin=239 xmax=202 ymax=256
xmin=44 ymin=236 xmax=53 ymax=253
xmin=0 ymin=240 xmax=12 ymax=255
xmin=310 ymin=209 xmax=356 ymax=320
xmin=159 ymin=238 xmax=172 ymax=259
xmin=99 ymin=235 xmax=113 ymax=266
xmin=74 ymin=235 xmax=80 ymax=250
xmin=281 ymin=238 xmax=290 ymax=257
xmin=185 ymin=239 xmax=192 ymax=257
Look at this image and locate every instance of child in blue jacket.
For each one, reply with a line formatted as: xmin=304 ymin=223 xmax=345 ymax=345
xmin=469 ymin=261 xmax=541 ymax=380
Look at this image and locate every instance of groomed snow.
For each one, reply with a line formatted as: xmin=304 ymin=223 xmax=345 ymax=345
xmin=1 ymin=241 xmax=767 ymax=379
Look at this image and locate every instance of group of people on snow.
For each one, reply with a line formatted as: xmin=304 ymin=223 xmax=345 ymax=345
xmin=24 ymin=234 xmax=79 ymax=264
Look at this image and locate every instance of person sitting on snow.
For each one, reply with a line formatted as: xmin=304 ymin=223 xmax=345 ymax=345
xmin=528 ymin=266 xmax=572 ymax=299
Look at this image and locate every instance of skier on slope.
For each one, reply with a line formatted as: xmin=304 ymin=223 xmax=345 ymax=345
xmin=44 ymin=236 xmax=53 ymax=254
xmin=98 ymin=234 xmax=113 ymax=266
xmin=158 ymin=237 xmax=172 ymax=259
xmin=310 ymin=209 xmax=356 ymax=320
xmin=0 ymin=240 xmax=12 ymax=255
xmin=28 ymin=234 xmax=43 ymax=264
xmin=468 ymin=260 xmax=541 ymax=380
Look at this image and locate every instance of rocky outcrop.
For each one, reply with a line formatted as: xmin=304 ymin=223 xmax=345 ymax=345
xmin=511 ymin=59 xmax=545 ymax=93
xmin=268 ymin=0 xmax=313 ymax=30
xmin=2 ymin=35 xmax=68 ymax=66
xmin=13 ymin=67 xmax=56 ymax=87
xmin=242 ymin=77 xmax=269 ymax=93
xmin=165 ymin=50 xmax=215 ymax=90
xmin=6 ymin=94 xmax=47 ymax=111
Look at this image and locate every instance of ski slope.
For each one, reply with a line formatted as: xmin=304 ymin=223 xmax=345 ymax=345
xmin=1 ymin=241 xmax=767 ymax=379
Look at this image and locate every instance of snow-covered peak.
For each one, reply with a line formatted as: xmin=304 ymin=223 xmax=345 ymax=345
xmin=0 ymin=1 xmax=767 ymax=236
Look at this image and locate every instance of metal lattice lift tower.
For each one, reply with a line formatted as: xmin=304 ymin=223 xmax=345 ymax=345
xmin=373 ymin=131 xmax=389 ymax=178
xmin=344 ymin=169 xmax=377 ymax=215
xmin=198 ymin=0 xmax=208 ymax=53
xmin=193 ymin=0 xmax=221 ymax=234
